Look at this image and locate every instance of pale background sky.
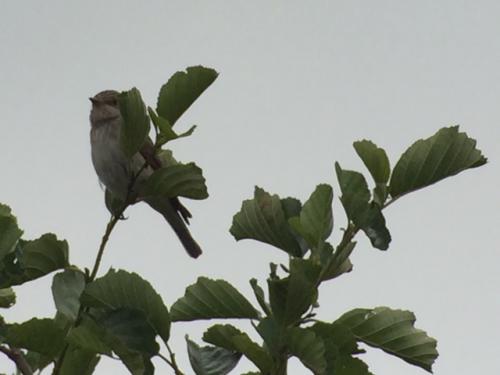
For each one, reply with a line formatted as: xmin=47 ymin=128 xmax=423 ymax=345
xmin=0 ymin=1 xmax=498 ymax=374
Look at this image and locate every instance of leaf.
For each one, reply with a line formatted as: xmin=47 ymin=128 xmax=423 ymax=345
xmin=230 ymin=187 xmax=304 ymax=257
xmin=99 ymin=309 xmax=159 ymax=356
xmin=171 ymin=277 xmax=259 ymax=321
xmin=105 ymin=189 xmax=125 ymax=218
xmin=334 ymin=356 xmax=374 ymax=375
xmin=288 ymin=184 xmax=333 ymax=249
xmin=118 ymin=87 xmax=151 ymax=158
xmin=6 ymin=318 xmax=66 ymax=358
xmin=81 ymin=269 xmax=170 ymax=345
xmin=354 ymin=140 xmax=391 ymax=184
xmin=287 ymin=327 xmax=326 ymax=374
xmin=390 ymin=126 xmax=487 ymax=198
xmin=0 ymin=205 xmax=23 ymax=260
xmin=337 ymin=307 xmax=438 ymax=372
xmin=186 ymin=337 xmax=241 ymax=375
xmin=335 ymin=163 xmax=391 ymax=250
xmin=0 ymin=234 xmax=70 ymax=288
xmin=268 ymin=259 xmax=320 ymax=326
xmin=66 ymin=316 xmax=112 ymax=355
xmin=140 ymin=163 xmax=208 ymax=200
xmin=202 ymin=324 xmax=272 ymax=373
xmin=321 ymin=241 xmax=356 ymax=281
xmin=59 ymin=345 xmax=100 ymax=375
xmin=256 ymin=317 xmax=286 ymax=355
xmin=0 ymin=288 xmax=15 ymax=308
xmin=52 ymin=268 xmax=86 ymax=322
xmin=148 ymin=107 xmax=196 ymax=146
xmin=157 ymin=66 xmax=218 ymax=126
xmin=249 ymin=278 xmax=271 ymax=316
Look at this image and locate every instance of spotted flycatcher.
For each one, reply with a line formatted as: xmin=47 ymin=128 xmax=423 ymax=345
xmin=89 ymin=90 xmax=202 ymax=258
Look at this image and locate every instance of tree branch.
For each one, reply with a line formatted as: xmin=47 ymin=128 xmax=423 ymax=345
xmin=0 ymin=346 xmax=33 ymax=375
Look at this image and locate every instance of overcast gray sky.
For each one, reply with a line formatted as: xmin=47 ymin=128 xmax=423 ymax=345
xmin=1 ymin=1 xmax=498 ymax=374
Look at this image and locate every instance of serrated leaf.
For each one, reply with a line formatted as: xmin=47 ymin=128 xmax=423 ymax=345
xmin=287 ymin=327 xmax=326 ymax=374
xmin=66 ymin=316 xmax=113 ymax=355
xmin=140 ymin=163 xmax=208 ymax=200
xmin=81 ymin=269 xmax=170 ymax=345
xmin=334 ymin=356 xmax=374 ymax=375
xmin=52 ymin=269 xmax=85 ymax=322
xmin=0 ymin=288 xmax=15 ymax=308
xmin=354 ymin=140 xmax=391 ymax=184
xmin=171 ymin=277 xmax=258 ymax=321
xmin=337 ymin=307 xmax=438 ymax=372
xmin=157 ymin=66 xmax=218 ymax=126
xmin=335 ymin=163 xmax=391 ymax=250
xmin=6 ymin=318 xmax=66 ymax=358
xmin=187 ymin=337 xmax=241 ymax=375
xmin=118 ymin=87 xmax=151 ymax=158
xmin=390 ymin=126 xmax=487 ymax=198
xmin=289 ymin=184 xmax=333 ymax=249
xmin=230 ymin=187 xmax=304 ymax=256
xmin=203 ymin=324 xmax=245 ymax=351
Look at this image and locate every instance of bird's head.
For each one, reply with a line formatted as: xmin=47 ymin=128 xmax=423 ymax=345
xmin=89 ymin=90 xmax=121 ymax=125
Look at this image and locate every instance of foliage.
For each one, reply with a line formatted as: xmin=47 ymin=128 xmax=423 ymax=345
xmin=0 ymin=66 xmax=486 ymax=375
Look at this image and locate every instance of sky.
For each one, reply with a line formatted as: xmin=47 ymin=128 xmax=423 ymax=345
xmin=0 ymin=1 xmax=499 ymax=374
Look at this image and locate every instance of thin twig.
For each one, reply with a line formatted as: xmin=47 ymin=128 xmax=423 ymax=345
xmin=0 ymin=346 xmax=33 ymax=375
xmin=159 ymin=344 xmax=185 ymax=375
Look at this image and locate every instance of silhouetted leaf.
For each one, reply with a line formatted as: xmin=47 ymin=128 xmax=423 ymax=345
xmin=171 ymin=277 xmax=258 ymax=321
xmin=118 ymin=87 xmax=150 ymax=158
xmin=337 ymin=307 xmax=438 ymax=372
xmin=157 ymin=66 xmax=218 ymax=126
xmin=148 ymin=107 xmax=196 ymax=146
xmin=354 ymin=140 xmax=391 ymax=184
xmin=390 ymin=126 xmax=486 ymax=198
xmin=287 ymin=327 xmax=326 ymax=374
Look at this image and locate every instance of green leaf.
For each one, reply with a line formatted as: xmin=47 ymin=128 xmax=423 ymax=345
xmin=66 ymin=316 xmax=113 ymax=355
xmin=105 ymin=189 xmax=125 ymax=218
xmin=202 ymin=325 xmax=272 ymax=373
xmin=230 ymin=187 xmax=304 ymax=257
xmin=334 ymin=356 xmax=374 ymax=375
xmin=186 ymin=337 xmax=241 ymax=375
xmin=288 ymin=184 xmax=333 ymax=249
xmin=0 ymin=234 xmax=70 ymax=288
xmin=140 ymin=163 xmax=208 ymax=200
xmin=256 ymin=317 xmax=286 ymax=355
xmin=0 ymin=288 xmax=15 ymax=308
xmin=81 ymin=269 xmax=170 ymax=345
xmin=337 ymin=307 xmax=438 ymax=372
xmin=0 ymin=205 xmax=23 ymax=260
xmin=321 ymin=241 xmax=356 ymax=281
xmin=118 ymin=87 xmax=151 ymax=158
xmin=249 ymin=278 xmax=271 ymax=316
xmin=59 ymin=345 xmax=100 ymax=375
xmin=99 ymin=309 xmax=159 ymax=356
xmin=157 ymin=66 xmax=218 ymax=126
xmin=171 ymin=277 xmax=259 ymax=321
xmin=24 ymin=351 xmax=53 ymax=372
xmin=287 ymin=327 xmax=326 ymax=374
xmin=390 ymin=126 xmax=487 ymax=198
xmin=354 ymin=140 xmax=391 ymax=184
xmin=268 ymin=259 xmax=320 ymax=326
xmin=335 ymin=163 xmax=391 ymax=250
xmin=6 ymin=318 xmax=66 ymax=358
xmin=52 ymin=268 xmax=85 ymax=322
xmin=148 ymin=107 xmax=196 ymax=146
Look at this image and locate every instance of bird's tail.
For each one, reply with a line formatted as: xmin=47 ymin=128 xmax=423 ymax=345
xmin=145 ymin=197 xmax=202 ymax=258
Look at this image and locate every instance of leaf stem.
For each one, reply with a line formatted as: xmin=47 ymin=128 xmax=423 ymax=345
xmin=0 ymin=346 xmax=33 ymax=375
xmin=159 ymin=343 xmax=185 ymax=375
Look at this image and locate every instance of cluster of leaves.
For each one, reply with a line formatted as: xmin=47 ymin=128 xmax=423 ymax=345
xmin=0 ymin=63 xmax=487 ymax=375
xmin=0 ymin=66 xmax=218 ymax=375
xmin=178 ymin=126 xmax=486 ymax=375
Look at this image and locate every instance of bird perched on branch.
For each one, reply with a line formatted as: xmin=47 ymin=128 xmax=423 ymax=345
xmin=89 ymin=90 xmax=202 ymax=258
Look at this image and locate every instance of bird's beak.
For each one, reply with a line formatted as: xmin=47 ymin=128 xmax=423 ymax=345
xmin=89 ymin=97 xmax=99 ymax=105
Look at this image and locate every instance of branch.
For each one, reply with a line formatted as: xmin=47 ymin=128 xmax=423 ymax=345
xmin=158 ymin=343 xmax=185 ymax=375
xmin=0 ymin=346 xmax=33 ymax=375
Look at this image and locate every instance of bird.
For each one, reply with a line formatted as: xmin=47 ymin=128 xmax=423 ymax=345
xmin=89 ymin=90 xmax=202 ymax=258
